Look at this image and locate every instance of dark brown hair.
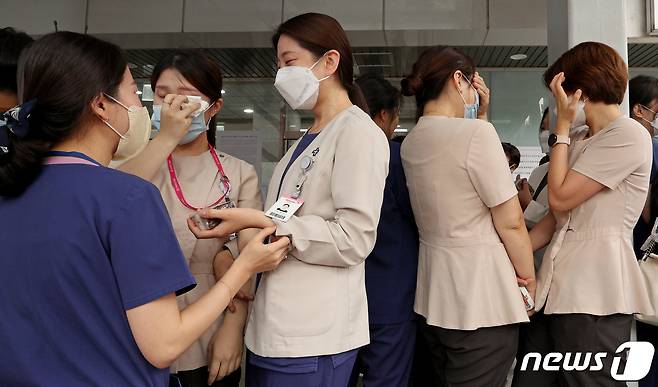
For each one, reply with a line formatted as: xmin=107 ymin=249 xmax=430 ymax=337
xmin=151 ymin=50 xmax=223 ymax=147
xmin=0 ymin=32 xmax=125 ymax=197
xmin=355 ymin=73 xmax=401 ymax=119
xmin=630 ymin=75 xmax=658 ymax=113
xmin=543 ymin=42 xmax=627 ymax=105
xmin=0 ymin=27 xmax=34 ymax=94
xmin=402 ymin=47 xmax=476 ymax=121
xmin=272 ymin=12 xmax=368 ymax=114
xmin=502 ymin=142 xmax=520 ymax=168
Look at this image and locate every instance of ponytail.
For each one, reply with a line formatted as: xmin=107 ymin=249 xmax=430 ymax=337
xmin=0 ymin=100 xmax=47 ymax=197
xmin=355 ymin=74 xmax=401 ymax=119
xmin=402 ymin=47 xmax=476 ymax=121
xmin=348 ymin=83 xmax=369 ymax=116
xmin=0 ymin=135 xmax=49 ymax=197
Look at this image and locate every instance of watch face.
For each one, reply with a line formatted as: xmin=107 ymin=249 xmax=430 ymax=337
xmin=548 ymin=133 xmax=557 ymax=147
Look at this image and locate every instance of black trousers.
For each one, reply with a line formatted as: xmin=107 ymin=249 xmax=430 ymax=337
xmin=637 ymin=320 xmax=658 ymax=387
xmin=171 ymin=366 xmax=241 ymax=387
xmin=416 ymin=317 xmax=518 ymax=387
xmin=513 ymin=313 xmax=632 ymax=387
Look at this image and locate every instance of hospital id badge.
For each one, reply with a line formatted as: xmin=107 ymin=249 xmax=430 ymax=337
xmin=265 ymin=196 xmax=304 ymax=222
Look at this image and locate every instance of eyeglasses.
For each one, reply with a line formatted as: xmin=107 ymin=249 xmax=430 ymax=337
xmin=641 ymin=104 xmax=658 ymax=118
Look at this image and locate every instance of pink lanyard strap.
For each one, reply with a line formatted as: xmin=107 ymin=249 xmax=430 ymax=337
xmin=167 ymin=145 xmax=231 ymax=211
xmin=44 ymin=156 xmax=99 ymax=166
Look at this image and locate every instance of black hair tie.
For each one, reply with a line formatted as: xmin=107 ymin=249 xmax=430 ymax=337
xmin=0 ymin=99 xmax=36 ymax=155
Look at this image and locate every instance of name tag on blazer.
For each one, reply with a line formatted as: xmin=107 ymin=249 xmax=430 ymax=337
xmin=265 ymin=196 xmax=304 ymax=222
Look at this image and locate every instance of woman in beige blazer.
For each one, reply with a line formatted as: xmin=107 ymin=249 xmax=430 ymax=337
xmin=516 ymin=42 xmax=654 ymax=387
xmin=189 ymin=13 xmax=389 ymax=387
xmin=117 ymin=50 xmax=261 ymax=387
xmin=400 ymin=47 xmax=535 ymax=387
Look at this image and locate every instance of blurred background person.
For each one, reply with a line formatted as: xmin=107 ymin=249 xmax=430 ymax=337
xmin=350 ymin=73 xmax=419 ymax=387
xmin=629 ymin=74 xmax=658 ymax=387
xmin=517 ymin=108 xmax=550 ymax=220
xmin=0 ymin=27 xmax=33 ymax=113
xmin=538 ymin=107 xmax=551 ymax=166
xmin=630 ymin=75 xmax=658 ymax=255
xmin=502 ymin=141 xmax=520 ymax=174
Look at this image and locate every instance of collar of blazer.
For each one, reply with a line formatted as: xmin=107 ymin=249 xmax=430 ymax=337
xmin=274 ymin=107 xmax=356 ymax=201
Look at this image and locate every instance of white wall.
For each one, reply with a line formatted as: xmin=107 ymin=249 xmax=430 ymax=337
xmin=3 ymin=0 xmax=657 ymax=48
xmin=0 ymin=0 xmax=546 ymax=47
xmin=0 ymin=0 xmax=86 ymax=34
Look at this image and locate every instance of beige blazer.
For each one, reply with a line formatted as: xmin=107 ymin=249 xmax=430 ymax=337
xmin=151 ymin=151 xmax=262 ymax=372
xmin=245 ymin=105 xmax=390 ymax=358
xmin=401 ymin=116 xmax=529 ymax=330
xmin=536 ymin=116 xmax=653 ymax=316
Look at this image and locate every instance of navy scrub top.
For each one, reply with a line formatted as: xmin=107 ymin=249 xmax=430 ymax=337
xmin=366 ymin=140 xmax=419 ymax=324
xmin=0 ymin=152 xmax=196 ymax=387
xmin=633 ymin=138 xmax=658 ymax=257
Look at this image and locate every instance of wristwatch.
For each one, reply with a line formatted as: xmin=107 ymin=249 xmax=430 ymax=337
xmin=548 ymin=133 xmax=570 ymax=148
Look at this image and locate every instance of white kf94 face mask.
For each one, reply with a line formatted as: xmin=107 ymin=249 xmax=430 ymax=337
xmin=274 ymin=55 xmax=331 ymax=110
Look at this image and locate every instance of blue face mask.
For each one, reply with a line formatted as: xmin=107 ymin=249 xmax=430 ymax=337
xmin=459 ymin=75 xmax=479 ymax=119
xmin=151 ymin=103 xmax=213 ymax=145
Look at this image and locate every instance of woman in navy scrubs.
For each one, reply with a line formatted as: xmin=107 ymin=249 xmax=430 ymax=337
xmin=349 ymin=74 xmax=419 ymax=387
xmin=0 ymin=32 xmax=288 ymax=387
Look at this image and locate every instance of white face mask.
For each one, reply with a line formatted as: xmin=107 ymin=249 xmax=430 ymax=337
xmin=639 ymin=105 xmax=658 ymax=136
xmin=552 ymin=96 xmax=587 ymax=134
xmin=274 ymin=54 xmax=331 ymax=110
xmin=539 ymin=130 xmax=550 ymax=154
xmin=571 ymin=99 xmax=587 ymax=128
xmin=101 ymin=93 xmax=151 ymax=162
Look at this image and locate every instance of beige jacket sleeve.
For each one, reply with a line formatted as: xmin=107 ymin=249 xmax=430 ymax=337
xmin=466 ymin=123 xmax=517 ymax=208
xmin=275 ymin=125 xmax=390 ymax=268
xmin=572 ymin=125 xmax=649 ymax=190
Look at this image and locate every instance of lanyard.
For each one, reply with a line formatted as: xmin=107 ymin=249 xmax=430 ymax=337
xmin=275 ymin=132 xmax=318 ymax=200
xmin=167 ymin=145 xmax=231 ymax=211
xmin=44 ymin=151 xmax=101 ymax=166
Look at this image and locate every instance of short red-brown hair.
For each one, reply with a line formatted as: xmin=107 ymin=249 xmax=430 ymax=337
xmin=544 ymin=41 xmax=628 ymax=104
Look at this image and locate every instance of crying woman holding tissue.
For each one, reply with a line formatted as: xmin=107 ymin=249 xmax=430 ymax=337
xmin=118 ymin=50 xmax=262 ymax=387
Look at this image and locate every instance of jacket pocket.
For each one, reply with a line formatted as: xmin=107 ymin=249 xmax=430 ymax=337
xmin=265 ymin=258 xmax=339 ymax=337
